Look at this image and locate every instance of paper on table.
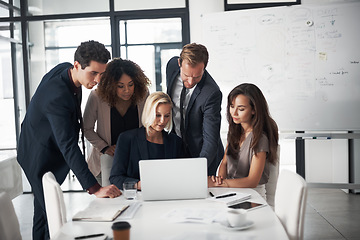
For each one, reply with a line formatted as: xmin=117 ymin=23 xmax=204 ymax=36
xmin=209 ymin=192 xmax=251 ymax=206
xmin=163 ymin=208 xmax=222 ymax=224
xmin=72 ymin=204 xmax=129 ymax=222
xmin=117 ymin=202 xmax=142 ymax=220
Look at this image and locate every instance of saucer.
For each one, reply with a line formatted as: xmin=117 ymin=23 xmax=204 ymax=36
xmin=220 ymin=220 xmax=254 ymax=231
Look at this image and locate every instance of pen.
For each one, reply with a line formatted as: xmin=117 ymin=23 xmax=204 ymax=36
xmin=209 ymin=192 xmax=214 ymax=197
xmin=74 ymin=233 xmax=105 ymax=239
xmin=216 ymin=193 xmax=236 ymax=199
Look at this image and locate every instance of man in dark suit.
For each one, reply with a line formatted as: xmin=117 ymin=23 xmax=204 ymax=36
xmin=17 ymin=40 xmax=121 ymax=240
xmin=166 ymin=43 xmax=224 ymax=176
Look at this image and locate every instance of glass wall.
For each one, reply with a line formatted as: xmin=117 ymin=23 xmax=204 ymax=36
xmin=0 ymin=0 xmax=21 ymax=17
xmin=0 ymin=17 xmax=24 ymax=150
xmin=45 ymin=18 xmax=111 ymax=110
xmin=115 ymin=0 xmax=185 ymax=11
xmin=119 ymin=18 xmax=182 ymax=92
xmin=28 ymin=0 xmax=109 ymax=15
xmin=0 ymin=38 xmax=17 ymax=149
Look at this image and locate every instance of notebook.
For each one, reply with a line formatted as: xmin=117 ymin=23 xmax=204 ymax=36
xmin=72 ymin=204 xmax=129 ymax=222
xmin=139 ymin=158 xmax=208 ymax=201
xmin=209 ymin=191 xmax=251 ymax=206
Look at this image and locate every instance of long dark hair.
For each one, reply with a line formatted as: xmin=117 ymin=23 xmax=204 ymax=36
xmin=226 ymin=83 xmax=278 ymax=164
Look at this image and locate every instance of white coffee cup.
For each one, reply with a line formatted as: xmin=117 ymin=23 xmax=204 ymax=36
xmin=227 ymin=209 xmax=247 ymax=227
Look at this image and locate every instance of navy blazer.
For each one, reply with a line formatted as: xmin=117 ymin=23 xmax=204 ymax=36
xmin=17 ymin=63 xmax=97 ymax=207
xmin=109 ymin=127 xmax=183 ymax=189
xmin=166 ymin=56 xmax=224 ymax=175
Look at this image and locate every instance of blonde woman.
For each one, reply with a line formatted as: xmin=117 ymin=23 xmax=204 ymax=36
xmin=110 ymin=92 xmax=183 ymax=190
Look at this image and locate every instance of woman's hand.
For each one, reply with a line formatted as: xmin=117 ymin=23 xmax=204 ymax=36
xmin=208 ymin=176 xmax=225 ymax=187
xmin=104 ymin=145 xmax=116 ymax=156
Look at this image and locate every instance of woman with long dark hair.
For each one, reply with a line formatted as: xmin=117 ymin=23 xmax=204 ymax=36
xmin=208 ymin=83 xmax=278 ymax=198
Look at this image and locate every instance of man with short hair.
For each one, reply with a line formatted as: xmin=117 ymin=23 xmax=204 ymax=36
xmin=17 ymin=40 xmax=121 ymax=240
xmin=166 ymin=43 xmax=224 ymax=176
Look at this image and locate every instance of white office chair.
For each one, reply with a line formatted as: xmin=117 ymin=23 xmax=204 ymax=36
xmin=275 ymin=169 xmax=307 ymax=240
xmin=0 ymin=192 xmax=22 ymax=240
xmin=265 ymin=145 xmax=280 ymax=208
xmin=101 ymin=154 xmax=114 ymax=186
xmin=42 ymin=172 xmax=67 ymax=239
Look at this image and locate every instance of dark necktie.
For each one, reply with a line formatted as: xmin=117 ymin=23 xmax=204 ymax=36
xmin=179 ymin=85 xmax=186 ymax=139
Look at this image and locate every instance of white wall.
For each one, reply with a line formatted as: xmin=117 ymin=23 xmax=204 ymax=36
xmin=188 ymin=0 xmax=224 ymax=43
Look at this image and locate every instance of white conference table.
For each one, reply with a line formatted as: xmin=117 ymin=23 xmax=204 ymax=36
xmin=54 ymin=188 xmax=289 ymax=240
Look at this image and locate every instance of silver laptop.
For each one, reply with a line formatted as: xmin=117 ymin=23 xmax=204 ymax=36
xmin=139 ymin=158 xmax=208 ymax=201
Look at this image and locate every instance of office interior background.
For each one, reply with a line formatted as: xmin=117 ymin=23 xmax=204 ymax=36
xmin=1 ymin=0 xmax=360 ymax=239
xmin=1 ymin=0 xmax=359 ymax=191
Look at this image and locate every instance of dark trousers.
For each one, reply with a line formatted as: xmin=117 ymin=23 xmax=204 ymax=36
xmin=33 ymin=193 xmax=49 ymax=240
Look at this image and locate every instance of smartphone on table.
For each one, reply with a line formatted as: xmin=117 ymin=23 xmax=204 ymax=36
xmin=228 ymin=201 xmax=266 ymax=211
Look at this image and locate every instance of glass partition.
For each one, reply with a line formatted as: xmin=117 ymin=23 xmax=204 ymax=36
xmin=0 ymin=39 xmax=16 ymax=149
xmin=27 ymin=0 xmax=109 ymax=15
xmin=28 ymin=18 xmax=112 ymax=110
xmin=0 ymin=21 xmax=24 ymax=150
xmin=119 ymin=18 xmax=182 ymax=92
xmin=115 ymin=0 xmax=185 ymax=11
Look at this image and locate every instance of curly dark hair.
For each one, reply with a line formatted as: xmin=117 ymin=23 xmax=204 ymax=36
xmin=97 ymin=58 xmax=150 ymax=107
xmin=226 ymin=83 xmax=279 ymax=164
xmin=74 ymin=40 xmax=111 ymax=69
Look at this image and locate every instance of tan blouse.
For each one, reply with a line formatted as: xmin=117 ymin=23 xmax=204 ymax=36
xmin=227 ymin=132 xmax=270 ymax=184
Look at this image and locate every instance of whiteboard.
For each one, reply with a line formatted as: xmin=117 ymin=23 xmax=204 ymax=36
xmin=202 ymin=2 xmax=360 ymax=131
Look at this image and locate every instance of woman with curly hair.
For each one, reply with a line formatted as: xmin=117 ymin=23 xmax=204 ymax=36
xmin=83 ymin=58 xmax=150 ymax=184
xmin=208 ymin=83 xmax=278 ymax=198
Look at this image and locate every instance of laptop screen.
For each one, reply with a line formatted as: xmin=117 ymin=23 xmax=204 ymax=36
xmin=139 ymin=158 xmax=208 ymax=201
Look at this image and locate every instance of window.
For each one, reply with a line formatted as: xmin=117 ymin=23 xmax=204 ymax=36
xmin=0 ymin=39 xmax=17 ymax=149
xmin=119 ymin=18 xmax=183 ymax=92
xmin=0 ymin=17 xmax=24 ymax=150
xmin=44 ymin=18 xmax=111 ymax=72
xmin=30 ymin=18 xmax=112 ymax=111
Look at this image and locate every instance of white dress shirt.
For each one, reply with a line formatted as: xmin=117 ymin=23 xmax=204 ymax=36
xmin=171 ymin=74 xmax=196 ymax=137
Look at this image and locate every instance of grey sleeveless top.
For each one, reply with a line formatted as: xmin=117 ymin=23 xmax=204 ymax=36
xmin=227 ymin=132 xmax=270 ymax=184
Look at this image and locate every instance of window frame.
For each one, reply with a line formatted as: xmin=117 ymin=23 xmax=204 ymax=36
xmin=224 ymin=0 xmax=300 ymax=11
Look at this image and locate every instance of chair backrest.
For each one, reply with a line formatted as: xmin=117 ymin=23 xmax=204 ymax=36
xmin=275 ymin=169 xmax=307 ymax=240
xmin=42 ymin=172 xmax=67 ymax=239
xmin=265 ymin=145 xmax=280 ymax=208
xmin=101 ymin=154 xmax=114 ymax=186
xmin=0 ymin=192 xmax=22 ymax=240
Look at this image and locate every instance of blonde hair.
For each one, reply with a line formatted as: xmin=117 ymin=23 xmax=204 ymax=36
xmin=141 ymin=92 xmax=173 ymax=135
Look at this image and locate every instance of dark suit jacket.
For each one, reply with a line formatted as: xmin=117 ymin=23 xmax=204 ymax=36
xmin=166 ymin=56 xmax=224 ymax=175
xmin=109 ymin=127 xmax=183 ymax=189
xmin=17 ymin=63 xmax=97 ymax=207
